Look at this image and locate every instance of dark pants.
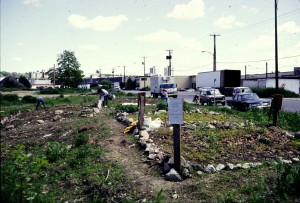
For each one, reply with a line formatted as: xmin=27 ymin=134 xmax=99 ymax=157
xmin=36 ymin=98 xmax=45 ymax=109
xmin=102 ymin=95 xmax=108 ymax=106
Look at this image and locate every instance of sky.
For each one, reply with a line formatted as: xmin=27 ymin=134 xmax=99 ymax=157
xmin=1 ymin=0 xmax=300 ymax=77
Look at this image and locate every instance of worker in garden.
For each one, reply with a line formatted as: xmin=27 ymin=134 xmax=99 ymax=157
xmin=161 ymin=89 xmax=168 ymax=101
xmin=98 ymin=87 xmax=109 ymax=107
xmin=36 ymin=97 xmax=46 ymax=109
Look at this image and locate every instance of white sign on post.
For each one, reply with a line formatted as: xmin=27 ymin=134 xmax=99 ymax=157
xmin=168 ymin=98 xmax=183 ymax=124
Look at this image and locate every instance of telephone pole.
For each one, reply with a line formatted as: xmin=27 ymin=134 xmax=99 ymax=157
xmin=210 ymin=34 xmax=220 ymax=72
xmin=123 ymin=66 xmax=126 ymax=84
xmin=142 ymin=57 xmax=146 ymax=88
xmin=166 ymin=50 xmax=173 ymax=76
xmin=274 ymin=0 xmax=279 ymax=93
xmin=53 ymin=64 xmax=56 ymax=88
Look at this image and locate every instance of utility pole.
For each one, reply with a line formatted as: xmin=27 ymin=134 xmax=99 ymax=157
xmin=53 ymin=64 xmax=56 ymax=88
xmin=266 ymin=62 xmax=268 ymax=79
xmin=166 ymin=50 xmax=173 ymax=76
xmin=112 ymin=68 xmax=115 ymax=88
xmin=123 ymin=66 xmax=126 ymax=84
xmin=142 ymin=57 xmax=146 ymax=88
xmin=245 ymin=65 xmax=247 ymax=79
xmin=274 ymin=0 xmax=279 ymax=93
xmin=210 ymin=34 xmax=220 ymax=72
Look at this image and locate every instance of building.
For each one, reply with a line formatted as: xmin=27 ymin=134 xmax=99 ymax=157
xmin=242 ymin=67 xmax=300 ymax=94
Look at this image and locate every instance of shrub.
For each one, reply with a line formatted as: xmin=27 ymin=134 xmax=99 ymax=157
xmin=275 ymin=162 xmax=300 ymax=195
xmin=140 ymin=86 xmax=150 ymax=91
xmin=18 ymin=75 xmax=32 ymax=88
xmin=40 ymin=88 xmax=60 ymax=94
xmin=1 ymin=94 xmax=19 ymax=102
xmin=22 ymin=95 xmax=37 ymax=103
xmin=126 ymin=92 xmax=135 ymax=96
xmin=45 ymin=142 xmax=67 ymax=162
xmin=90 ymin=83 xmax=99 ymax=88
xmin=252 ymin=87 xmax=299 ymax=98
xmin=156 ymin=101 xmax=168 ymax=111
xmin=73 ymin=133 xmax=89 ymax=147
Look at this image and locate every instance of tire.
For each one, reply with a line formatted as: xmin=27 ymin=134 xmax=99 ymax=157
xmin=154 ymin=93 xmax=158 ymax=98
xmin=222 ymin=102 xmax=225 ymax=106
xmin=201 ymin=100 xmax=204 ymax=105
xmin=173 ymin=95 xmax=177 ymax=98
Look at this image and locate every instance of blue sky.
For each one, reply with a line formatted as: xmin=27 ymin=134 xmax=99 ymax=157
xmin=1 ymin=0 xmax=300 ymax=77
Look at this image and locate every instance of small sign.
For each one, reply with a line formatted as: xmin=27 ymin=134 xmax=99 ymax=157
xmin=168 ymin=98 xmax=183 ymax=124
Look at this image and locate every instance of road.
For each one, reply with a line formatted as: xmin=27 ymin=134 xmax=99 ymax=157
xmin=129 ymin=90 xmax=300 ymax=113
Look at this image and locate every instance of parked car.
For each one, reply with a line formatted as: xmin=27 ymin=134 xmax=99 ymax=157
xmin=199 ymin=88 xmax=226 ymax=106
xmin=232 ymin=87 xmax=252 ymax=97
xmin=226 ymin=93 xmax=270 ymax=111
xmin=186 ymin=88 xmax=195 ymax=92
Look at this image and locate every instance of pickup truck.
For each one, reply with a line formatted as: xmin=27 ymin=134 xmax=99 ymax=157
xmin=199 ymin=87 xmax=226 ymax=106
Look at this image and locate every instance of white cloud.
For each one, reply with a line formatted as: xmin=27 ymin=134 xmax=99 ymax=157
xmin=79 ymin=44 xmax=98 ymax=50
xmin=23 ymin=0 xmax=41 ymax=7
xmin=11 ymin=57 xmax=22 ymax=62
xmin=68 ymin=14 xmax=127 ymax=32
xmin=278 ymin=21 xmax=300 ymax=33
xmin=248 ymin=35 xmax=274 ymax=48
xmin=17 ymin=43 xmax=26 ymax=46
xmin=136 ymin=29 xmax=182 ymax=42
xmin=167 ymin=0 xmax=205 ymax=20
xmin=135 ymin=29 xmax=203 ymax=50
xmin=241 ymin=5 xmax=259 ymax=13
xmin=214 ymin=15 xmax=244 ymax=29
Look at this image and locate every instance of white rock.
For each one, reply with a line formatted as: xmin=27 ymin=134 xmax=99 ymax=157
xmin=55 ymin=110 xmax=63 ymax=115
xmin=216 ymin=164 xmax=225 ymax=171
xmin=37 ymin=120 xmax=44 ymax=124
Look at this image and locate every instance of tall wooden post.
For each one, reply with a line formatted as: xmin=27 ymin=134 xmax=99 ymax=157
xmin=168 ymin=98 xmax=183 ymax=174
xmin=138 ymin=92 xmax=146 ymax=130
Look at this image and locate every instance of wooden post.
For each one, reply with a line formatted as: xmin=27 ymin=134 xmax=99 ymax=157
xmin=138 ymin=92 xmax=146 ymax=130
xmin=173 ymin=124 xmax=181 ymax=174
xmin=271 ymin=94 xmax=283 ymax=126
xmin=168 ymin=98 xmax=183 ymax=174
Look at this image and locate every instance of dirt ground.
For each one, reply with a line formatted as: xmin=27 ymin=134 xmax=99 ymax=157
xmin=1 ymin=92 xmax=299 ymax=202
xmin=0 ymin=100 xmax=193 ymax=201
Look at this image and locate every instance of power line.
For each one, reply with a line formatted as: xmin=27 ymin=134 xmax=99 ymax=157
xmin=218 ymin=54 xmax=300 ymax=64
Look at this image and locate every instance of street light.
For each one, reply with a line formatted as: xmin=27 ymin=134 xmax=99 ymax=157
xmin=112 ymin=69 xmax=114 ymax=89
xmin=202 ymin=50 xmax=215 ymax=71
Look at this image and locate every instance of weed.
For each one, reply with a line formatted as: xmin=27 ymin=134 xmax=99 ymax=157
xmin=45 ymin=142 xmax=67 ymax=162
xmin=275 ymin=161 xmax=300 ymax=196
xmin=73 ymin=132 xmax=89 ymax=147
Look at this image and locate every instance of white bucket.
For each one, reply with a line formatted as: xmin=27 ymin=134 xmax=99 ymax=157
xmin=144 ymin=116 xmax=152 ymax=127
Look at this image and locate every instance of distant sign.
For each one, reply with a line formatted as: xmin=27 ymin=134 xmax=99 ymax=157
xmin=168 ymin=98 xmax=183 ymax=124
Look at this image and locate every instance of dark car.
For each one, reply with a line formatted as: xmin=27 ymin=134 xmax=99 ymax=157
xmin=226 ymin=93 xmax=270 ymax=111
xmin=199 ymin=88 xmax=226 ymax=106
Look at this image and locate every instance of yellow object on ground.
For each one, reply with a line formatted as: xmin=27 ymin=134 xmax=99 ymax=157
xmin=124 ymin=122 xmax=137 ymax=133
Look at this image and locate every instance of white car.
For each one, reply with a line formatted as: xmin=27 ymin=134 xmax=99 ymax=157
xmin=186 ymin=88 xmax=195 ymax=92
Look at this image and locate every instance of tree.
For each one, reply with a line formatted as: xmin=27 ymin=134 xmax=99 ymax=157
xmin=47 ymin=50 xmax=83 ymax=88
xmin=19 ymin=75 xmax=31 ymax=88
xmin=0 ymin=71 xmax=11 ymax=77
xmin=101 ymin=80 xmax=112 ymax=89
xmin=126 ymin=77 xmax=136 ymax=90
xmin=0 ymin=76 xmax=24 ymax=88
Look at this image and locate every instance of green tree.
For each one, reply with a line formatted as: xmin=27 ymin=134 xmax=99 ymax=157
xmin=18 ymin=75 xmax=32 ymax=88
xmin=47 ymin=50 xmax=83 ymax=88
xmin=0 ymin=71 xmax=11 ymax=77
xmin=101 ymin=79 xmax=112 ymax=89
xmin=126 ymin=77 xmax=136 ymax=90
